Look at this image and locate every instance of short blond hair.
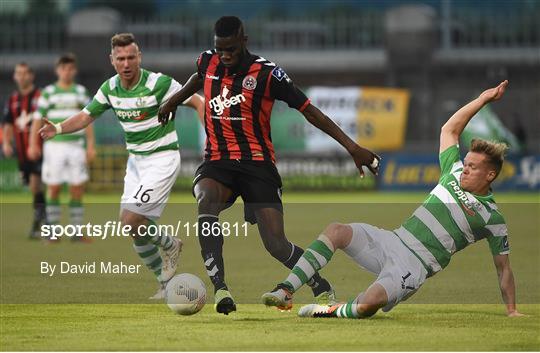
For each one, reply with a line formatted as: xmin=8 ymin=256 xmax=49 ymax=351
xmin=111 ymin=33 xmax=136 ymax=49
xmin=470 ymin=138 xmax=508 ymax=177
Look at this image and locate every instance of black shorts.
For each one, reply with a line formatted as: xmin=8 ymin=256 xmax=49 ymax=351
xmin=193 ymin=160 xmax=283 ymax=224
xmin=18 ymin=158 xmax=42 ymax=185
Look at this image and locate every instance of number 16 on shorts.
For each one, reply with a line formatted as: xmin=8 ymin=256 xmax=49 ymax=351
xmin=133 ymin=185 xmax=154 ymax=205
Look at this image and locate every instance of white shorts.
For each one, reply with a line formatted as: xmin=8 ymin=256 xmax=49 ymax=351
xmin=42 ymin=141 xmax=89 ymax=185
xmin=344 ymin=223 xmax=428 ymax=312
xmin=120 ymin=150 xmax=181 ymax=220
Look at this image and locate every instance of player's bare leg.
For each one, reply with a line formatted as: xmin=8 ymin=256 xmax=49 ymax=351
xmin=28 ymin=173 xmax=45 ymax=239
xmin=194 ymin=178 xmax=236 ymax=314
xmin=263 ymin=222 xmax=355 ymax=309
xmin=256 ymin=208 xmax=335 ymax=307
xmin=121 ymin=209 xmax=182 ymax=300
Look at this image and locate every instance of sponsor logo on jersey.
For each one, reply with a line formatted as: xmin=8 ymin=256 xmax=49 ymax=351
xmin=447 ymin=180 xmax=476 ymax=216
xmin=242 ymin=75 xmax=257 ymax=90
xmin=208 ymin=85 xmax=246 ymax=115
xmin=116 ymin=110 xmax=148 ymax=121
xmin=206 ymin=74 xmax=220 ymax=80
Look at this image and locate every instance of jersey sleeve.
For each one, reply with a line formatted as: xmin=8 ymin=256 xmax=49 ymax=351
xmin=269 ymin=67 xmax=310 ymax=112
xmin=196 ymin=50 xmax=213 ymax=79
xmin=83 ymin=82 xmax=111 ymax=118
xmin=33 ymin=90 xmax=50 ymax=120
xmin=161 ymin=78 xmax=184 ymax=104
xmin=439 ymin=144 xmax=462 ymax=176
xmin=485 ymin=214 xmax=510 ymax=256
xmin=3 ymin=98 xmax=13 ymax=124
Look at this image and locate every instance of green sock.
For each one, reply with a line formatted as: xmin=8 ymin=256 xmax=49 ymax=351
xmin=69 ymin=199 xmax=83 ymax=225
xmin=283 ymin=234 xmax=335 ymax=292
xmin=132 ymin=237 xmax=163 ymax=282
xmin=334 ymin=301 xmax=359 ymax=319
xmin=144 ymin=220 xmax=174 ymax=250
xmin=46 ymin=199 xmax=61 ymax=224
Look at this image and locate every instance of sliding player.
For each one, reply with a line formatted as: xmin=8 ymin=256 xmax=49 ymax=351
xmin=263 ymin=81 xmax=524 ymax=318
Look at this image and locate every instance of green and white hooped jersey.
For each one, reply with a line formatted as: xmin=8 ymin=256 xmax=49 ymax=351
xmin=394 ymin=145 xmax=509 ymax=277
xmin=83 ymin=69 xmax=182 ymax=155
xmin=35 ymin=83 xmax=89 ymax=143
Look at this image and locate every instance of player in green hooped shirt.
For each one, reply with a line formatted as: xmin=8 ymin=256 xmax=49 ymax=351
xmin=263 ymin=80 xmax=525 ymax=318
xmin=39 ymin=33 xmax=204 ymax=299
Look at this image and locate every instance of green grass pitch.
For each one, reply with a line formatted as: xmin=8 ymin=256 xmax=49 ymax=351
xmin=1 ymin=191 xmax=539 ymax=351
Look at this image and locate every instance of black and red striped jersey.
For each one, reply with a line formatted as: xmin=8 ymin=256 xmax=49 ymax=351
xmin=197 ymin=49 xmax=310 ymax=163
xmin=2 ymin=88 xmax=41 ymax=163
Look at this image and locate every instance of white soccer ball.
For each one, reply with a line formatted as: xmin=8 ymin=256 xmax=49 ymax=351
xmin=165 ymin=273 xmax=206 ymax=315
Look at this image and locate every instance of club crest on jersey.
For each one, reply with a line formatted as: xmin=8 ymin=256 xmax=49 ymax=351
xmin=242 ymin=75 xmax=257 ymax=90
xmin=136 ymin=97 xmax=144 ymax=107
xmin=209 ymin=85 xmax=246 ymax=115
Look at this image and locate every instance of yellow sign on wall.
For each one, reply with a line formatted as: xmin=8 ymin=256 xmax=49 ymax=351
xmin=356 ymin=88 xmax=410 ymax=151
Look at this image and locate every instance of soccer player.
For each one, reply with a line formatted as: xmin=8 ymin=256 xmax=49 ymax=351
xmin=2 ymin=62 xmax=46 ymax=238
xmin=158 ymin=16 xmax=380 ymax=314
xmin=39 ymin=33 xmax=204 ymax=298
xmin=262 ymin=80 xmax=525 ymax=318
xmin=29 ymin=53 xmax=95 ymax=241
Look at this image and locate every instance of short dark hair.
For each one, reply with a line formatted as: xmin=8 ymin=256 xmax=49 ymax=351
xmin=111 ymin=33 xmax=136 ymax=49
xmin=214 ymin=16 xmax=243 ymax=37
xmin=56 ymin=53 xmax=77 ymax=67
xmin=15 ymin=62 xmax=33 ymax=74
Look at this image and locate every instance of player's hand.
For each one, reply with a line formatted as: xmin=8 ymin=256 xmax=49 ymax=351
xmin=158 ymin=102 xmax=176 ymax=126
xmin=507 ymin=310 xmax=526 ymax=317
xmin=479 ymin=80 xmax=508 ymax=104
xmin=2 ymin=143 xmax=13 ymax=157
xmin=86 ymin=145 xmax=96 ymax=163
xmin=39 ymin=118 xmax=58 ymax=140
xmin=349 ymin=145 xmax=381 ymax=178
xmin=27 ymin=144 xmax=41 ymax=161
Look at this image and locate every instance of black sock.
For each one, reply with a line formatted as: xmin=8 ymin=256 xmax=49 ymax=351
xmin=198 ymin=215 xmax=226 ymax=292
xmin=282 ymin=242 xmax=330 ymax=295
xmin=33 ymin=192 xmax=46 ymax=223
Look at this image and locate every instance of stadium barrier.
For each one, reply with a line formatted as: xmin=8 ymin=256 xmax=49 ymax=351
xmin=380 ymin=153 xmax=540 ymax=191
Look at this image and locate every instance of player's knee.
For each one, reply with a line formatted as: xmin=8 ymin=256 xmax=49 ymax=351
xmin=120 ymin=211 xmax=146 ymax=235
xmin=196 ymin=190 xmax=221 ymax=214
xmin=323 ymin=223 xmax=352 ymax=249
xmin=48 ymin=185 xmax=61 ymax=199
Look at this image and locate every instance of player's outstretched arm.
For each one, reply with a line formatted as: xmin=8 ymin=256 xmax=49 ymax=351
xmin=440 ymin=80 xmax=508 ymax=153
xmin=493 ymin=254 xmax=525 ymax=317
xmin=158 ymin=73 xmax=204 ymax=125
xmin=39 ymin=111 xmax=95 ymax=141
xmin=302 ymin=104 xmax=380 ymax=177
